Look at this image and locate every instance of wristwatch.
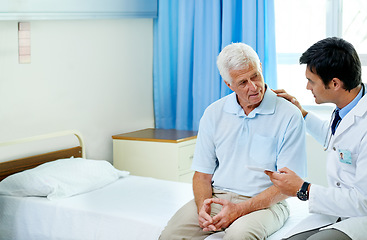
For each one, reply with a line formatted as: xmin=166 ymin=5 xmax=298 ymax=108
xmin=296 ymin=182 xmax=310 ymax=201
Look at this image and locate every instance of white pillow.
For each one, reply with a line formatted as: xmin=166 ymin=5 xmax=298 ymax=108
xmin=0 ymin=158 xmax=129 ymax=200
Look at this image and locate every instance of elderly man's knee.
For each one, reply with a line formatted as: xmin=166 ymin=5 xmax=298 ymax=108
xmin=159 ymin=227 xmax=177 ymax=240
xmin=223 ymin=228 xmax=266 ymax=240
xmin=159 ymin=199 xmax=201 ymax=240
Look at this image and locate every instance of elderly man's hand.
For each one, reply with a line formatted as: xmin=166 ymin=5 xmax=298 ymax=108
xmin=265 ymin=167 xmax=304 ymax=197
xmin=198 ymin=199 xmax=216 ymax=231
xmin=200 ymin=198 xmax=242 ymax=231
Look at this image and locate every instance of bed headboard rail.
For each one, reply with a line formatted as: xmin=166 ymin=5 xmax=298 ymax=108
xmin=0 ymin=146 xmax=82 ymax=181
xmin=0 ymin=130 xmax=85 ymax=157
xmin=0 ymin=130 xmax=85 ymax=181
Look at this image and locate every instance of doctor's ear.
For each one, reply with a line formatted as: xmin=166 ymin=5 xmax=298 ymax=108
xmin=330 ymin=78 xmax=344 ymax=91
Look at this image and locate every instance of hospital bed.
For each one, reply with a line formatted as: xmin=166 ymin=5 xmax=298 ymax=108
xmin=0 ymin=130 xmax=310 ymax=240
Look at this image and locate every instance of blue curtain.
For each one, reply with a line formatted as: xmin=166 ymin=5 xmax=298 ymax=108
xmin=153 ymin=0 xmax=277 ymax=131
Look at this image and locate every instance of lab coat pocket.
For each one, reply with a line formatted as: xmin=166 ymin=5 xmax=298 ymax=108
xmin=249 ymin=134 xmax=276 ymax=166
xmin=336 ymin=148 xmax=357 ymax=174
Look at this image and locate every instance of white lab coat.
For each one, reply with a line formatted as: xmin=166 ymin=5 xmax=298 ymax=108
xmin=304 ymin=84 xmax=367 ymax=240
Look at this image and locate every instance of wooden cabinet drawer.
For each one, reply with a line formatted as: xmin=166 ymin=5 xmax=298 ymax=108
xmin=113 ymin=128 xmax=197 ymax=183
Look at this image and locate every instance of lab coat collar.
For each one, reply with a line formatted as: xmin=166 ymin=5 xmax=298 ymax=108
xmin=338 ymin=83 xmax=365 ymax=119
xmin=352 ymin=83 xmax=367 ymax=118
xmin=223 ymin=85 xmax=275 ymax=118
xmin=333 ymin=84 xmax=367 ymax=138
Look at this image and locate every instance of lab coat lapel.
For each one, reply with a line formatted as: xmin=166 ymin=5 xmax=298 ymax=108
xmin=334 ymin=91 xmax=367 ymax=138
xmin=334 ymin=112 xmax=355 ymax=138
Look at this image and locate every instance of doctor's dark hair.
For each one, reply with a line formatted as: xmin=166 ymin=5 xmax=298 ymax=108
xmin=299 ymin=37 xmax=362 ymax=91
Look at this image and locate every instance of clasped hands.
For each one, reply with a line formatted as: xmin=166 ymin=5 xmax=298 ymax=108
xmin=198 ymin=198 xmax=242 ymax=232
xmin=198 ymin=167 xmax=304 ymax=232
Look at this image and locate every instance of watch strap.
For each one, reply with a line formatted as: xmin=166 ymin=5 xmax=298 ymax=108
xmin=300 ymin=181 xmax=310 ymax=192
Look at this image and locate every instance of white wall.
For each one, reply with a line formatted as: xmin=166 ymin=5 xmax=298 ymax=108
xmin=304 ymin=106 xmax=332 ymax=187
xmin=305 ymin=134 xmax=328 ymax=187
xmin=0 ymin=19 xmax=154 ymax=162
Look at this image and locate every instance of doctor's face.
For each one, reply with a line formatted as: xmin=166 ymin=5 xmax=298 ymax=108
xmin=226 ymin=62 xmax=265 ymax=114
xmin=305 ymin=67 xmax=333 ymax=104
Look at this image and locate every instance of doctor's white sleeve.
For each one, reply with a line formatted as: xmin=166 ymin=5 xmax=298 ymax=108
xmin=305 ymin=112 xmax=330 ymax=145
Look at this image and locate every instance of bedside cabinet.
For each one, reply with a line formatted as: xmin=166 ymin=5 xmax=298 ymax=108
xmin=112 ymin=128 xmax=197 ymax=183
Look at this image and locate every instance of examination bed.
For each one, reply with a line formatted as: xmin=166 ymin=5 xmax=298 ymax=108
xmin=0 ymin=130 xmax=310 ymax=240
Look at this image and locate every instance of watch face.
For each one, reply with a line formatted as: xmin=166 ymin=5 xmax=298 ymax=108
xmin=297 ymin=191 xmax=308 ymax=201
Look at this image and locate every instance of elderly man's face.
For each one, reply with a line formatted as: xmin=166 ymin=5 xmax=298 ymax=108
xmin=226 ymin=63 xmax=265 ymax=114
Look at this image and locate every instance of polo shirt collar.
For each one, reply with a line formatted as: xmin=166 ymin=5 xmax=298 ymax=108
xmin=224 ymin=85 xmax=276 ymax=117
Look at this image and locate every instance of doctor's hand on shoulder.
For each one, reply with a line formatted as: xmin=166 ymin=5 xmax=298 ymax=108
xmin=265 ymin=168 xmax=305 ymax=197
xmin=272 ymin=89 xmax=308 ymax=118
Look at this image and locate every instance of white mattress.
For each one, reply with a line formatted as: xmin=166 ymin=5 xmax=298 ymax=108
xmin=0 ymin=175 xmax=193 ymax=240
xmin=0 ymin=175 xmax=309 ymax=240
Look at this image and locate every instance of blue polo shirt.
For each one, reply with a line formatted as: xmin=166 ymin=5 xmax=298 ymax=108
xmin=192 ymin=88 xmax=307 ymax=197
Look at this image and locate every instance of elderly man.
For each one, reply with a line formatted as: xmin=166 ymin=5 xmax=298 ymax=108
xmin=159 ymin=42 xmax=307 ymax=240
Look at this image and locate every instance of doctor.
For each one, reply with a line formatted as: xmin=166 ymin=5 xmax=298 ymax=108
xmin=266 ymin=37 xmax=367 ymax=240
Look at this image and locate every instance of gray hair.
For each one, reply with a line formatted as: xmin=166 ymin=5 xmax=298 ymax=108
xmin=217 ymin=42 xmax=261 ymax=84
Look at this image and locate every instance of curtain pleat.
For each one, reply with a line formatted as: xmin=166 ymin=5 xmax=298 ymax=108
xmin=153 ymin=0 xmax=277 ymax=131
